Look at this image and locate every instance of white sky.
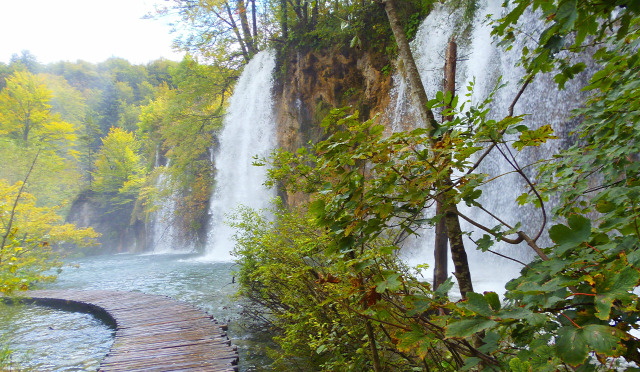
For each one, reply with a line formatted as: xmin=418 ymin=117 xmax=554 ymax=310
xmin=0 ymin=0 xmax=185 ymax=65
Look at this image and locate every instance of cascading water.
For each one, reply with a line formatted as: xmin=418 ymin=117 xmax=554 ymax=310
xmin=392 ymin=0 xmax=589 ymax=292
xmin=203 ymin=50 xmax=277 ymax=261
xmin=151 ymin=168 xmax=182 ymax=253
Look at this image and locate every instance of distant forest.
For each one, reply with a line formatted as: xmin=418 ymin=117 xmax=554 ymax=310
xmin=0 ymin=50 xmax=231 ymax=255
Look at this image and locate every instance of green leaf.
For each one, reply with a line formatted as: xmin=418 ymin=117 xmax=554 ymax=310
xmin=478 ymin=331 xmax=500 ymax=354
xmin=476 ymin=234 xmax=494 ymax=251
xmin=460 ymin=357 xmax=482 ymax=371
xmin=556 ymin=0 xmax=578 ymax=31
xmin=582 ymin=324 xmax=625 ymax=356
xmin=484 ymin=291 xmax=501 ymax=311
xmin=594 ymin=266 xmax=640 ymax=319
xmin=509 ymin=357 xmax=532 ymax=372
xmin=556 ymin=324 xmax=626 ymax=365
xmin=555 ymin=326 xmax=589 ymax=366
xmin=512 ymin=124 xmax=558 ymax=150
xmin=375 ymin=272 xmax=402 ymax=293
xmin=461 ymin=292 xmax=494 ymax=316
xmin=435 ymin=278 xmax=454 ymax=297
xmin=548 ymin=215 xmax=591 ymax=254
xmin=446 ymin=319 xmax=497 ymax=338
xmin=396 ymin=328 xmax=433 ymax=359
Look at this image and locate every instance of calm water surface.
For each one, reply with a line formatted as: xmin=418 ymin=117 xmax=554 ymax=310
xmin=0 ymin=253 xmax=265 ymax=371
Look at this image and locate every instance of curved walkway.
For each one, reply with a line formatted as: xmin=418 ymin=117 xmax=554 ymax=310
xmin=20 ymin=289 xmax=239 ymax=372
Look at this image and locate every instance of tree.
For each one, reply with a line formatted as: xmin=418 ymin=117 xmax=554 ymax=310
xmin=0 ymin=155 xmax=98 ymax=295
xmin=0 ymin=70 xmax=75 ymax=148
xmin=153 ymin=0 xmax=262 ymax=67
xmin=0 ymin=71 xmax=83 ymax=208
xmin=9 ymin=50 xmax=41 ymax=74
xmin=92 ymin=127 xmax=145 ymax=201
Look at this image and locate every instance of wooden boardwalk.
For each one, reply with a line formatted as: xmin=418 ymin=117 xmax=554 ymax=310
xmin=20 ymin=289 xmax=239 ymax=372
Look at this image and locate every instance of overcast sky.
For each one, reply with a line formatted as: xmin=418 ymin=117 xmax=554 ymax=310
xmin=1 ymin=0 xmax=184 ymax=65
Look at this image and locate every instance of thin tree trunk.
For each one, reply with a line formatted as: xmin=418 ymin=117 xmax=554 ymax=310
xmin=237 ymin=0 xmax=256 ymax=55
xmin=443 ymin=37 xmax=456 ymax=122
xmin=365 ymin=319 xmax=382 ymax=372
xmin=251 ymin=0 xmax=258 ymax=42
xmin=281 ymin=0 xmax=288 ymax=40
xmin=23 ymin=117 xmax=31 ymax=147
xmin=303 ymin=0 xmax=308 ymax=27
xmin=379 ymin=0 xmax=435 ymax=130
xmin=225 ymin=2 xmax=250 ymax=62
xmin=445 ymin=203 xmax=473 ymax=298
xmin=378 ymin=0 xmax=473 ymax=298
xmin=1 ymin=149 xmax=40 ymax=258
xmin=433 ymin=38 xmax=457 ymax=290
xmin=434 ymin=201 xmax=448 ymax=290
xmin=311 ymin=0 xmax=318 ymax=28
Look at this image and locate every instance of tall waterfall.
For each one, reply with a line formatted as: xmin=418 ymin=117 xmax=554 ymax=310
xmin=203 ymin=50 xmax=277 ymax=261
xmin=392 ymin=0 xmax=588 ymax=292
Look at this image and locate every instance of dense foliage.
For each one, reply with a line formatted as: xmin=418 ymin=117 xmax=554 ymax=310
xmin=227 ymin=0 xmax=640 ymax=370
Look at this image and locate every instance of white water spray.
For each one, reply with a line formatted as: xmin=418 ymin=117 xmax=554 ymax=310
xmin=203 ymin=50 xmax=277 ymax=261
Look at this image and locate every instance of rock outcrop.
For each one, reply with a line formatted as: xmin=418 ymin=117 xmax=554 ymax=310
xmin=273 ymin=46 xmax=394 ymax=205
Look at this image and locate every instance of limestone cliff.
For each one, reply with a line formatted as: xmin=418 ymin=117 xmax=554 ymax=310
xmin=66 ymin=191 xmax=149 ymax=253
xmin=273 ymin=46 xmax=394 ymax=205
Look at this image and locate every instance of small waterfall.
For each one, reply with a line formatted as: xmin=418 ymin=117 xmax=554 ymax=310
xmin=392 ymin=0 xmax=589 ymax=292
xmin=151 ymin=168 xmax=180 ymax=253
xmin=203 ymin=50 xmax=277 ymax=261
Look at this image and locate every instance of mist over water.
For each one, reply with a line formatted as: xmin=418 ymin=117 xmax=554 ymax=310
xmin=204 ymin=50 xmax=277 ymax=261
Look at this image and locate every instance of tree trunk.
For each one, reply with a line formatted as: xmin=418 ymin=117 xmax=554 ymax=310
xmin=365 ymin=319 xmax=382 ymax=372
xmin=236 ymin=0 xmax=256 ymax=55
xmin=379 ymin=0 xmax=473 ymax=299
xmin=225 ymin=2 xmax=250 ymax=62
xmin=311 ymin=0 xmax=318 ymax=28
xmin=378 ymin=0 xmax=435 ymax=131
xmin=303 ymin=0 xmax=308 ymax=27
xmin=433 ymin=38 xmax=457 ymax=290
xmin=281 ymin=0 xmax=288 ymax=40
xmin=443 ymin=37 xmax=456 ymax=122
xmin=251 ymin=0 xmax=258 ymax=42
xmin=23 ymin=117 xmax=31 ymax=147
xmin=445 ymin=203 xmax=474 ymax=298
xmin=434 ymin=201 xmax=448 ymax=290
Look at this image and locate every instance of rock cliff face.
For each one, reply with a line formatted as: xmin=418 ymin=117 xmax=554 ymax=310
xmin=67 ymin=191 xmax=149 ymax=253
xmin=273 ymin=46 xmax=394 ymax=205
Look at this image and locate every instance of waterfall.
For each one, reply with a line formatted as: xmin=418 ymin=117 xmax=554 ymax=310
xmin=392 ymin=0 xmax=589 ymax=293
xmin=151 ymin=168 xmax=181 ymax=253
xmin=203 ymin=50 xmax=277 ymax=261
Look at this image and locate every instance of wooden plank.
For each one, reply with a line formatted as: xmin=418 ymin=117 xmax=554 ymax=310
xmin=21 ymin=289 xmax=239 ymax=372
